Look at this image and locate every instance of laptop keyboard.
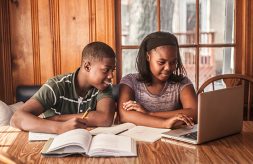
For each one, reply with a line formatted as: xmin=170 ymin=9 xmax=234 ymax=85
xmin=180 ymin=131 xmax=197 ymax=140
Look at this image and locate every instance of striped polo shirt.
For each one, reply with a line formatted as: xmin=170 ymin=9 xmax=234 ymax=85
xmin=32 ymin=68 xmax=113 ymax=118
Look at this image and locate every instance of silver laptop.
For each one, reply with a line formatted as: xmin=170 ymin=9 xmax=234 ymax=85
xmin=161 ymin=85 xmax=244 ymax=144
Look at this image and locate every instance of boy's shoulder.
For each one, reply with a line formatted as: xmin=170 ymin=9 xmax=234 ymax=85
xmin=46 ymin=72 xmax=74 ymax=85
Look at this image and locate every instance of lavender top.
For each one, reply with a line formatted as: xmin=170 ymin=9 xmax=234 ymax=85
xmin=120 ymin=73 xmax=193 ymax=112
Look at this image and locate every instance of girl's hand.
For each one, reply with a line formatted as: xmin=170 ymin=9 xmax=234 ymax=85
xmin=164 ymin=113 xmax=194 ymax=128
xmin=122 ymin=100 xmax=147 ymax=113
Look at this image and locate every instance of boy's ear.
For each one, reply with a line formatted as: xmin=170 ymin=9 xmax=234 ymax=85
xmin=83 ymin=61 xmax=91 ymax=72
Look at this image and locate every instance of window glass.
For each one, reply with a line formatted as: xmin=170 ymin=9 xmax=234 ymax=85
xmin=180 ymin=48 xmax=196 ymax=87
xmin=161 ymin=0 xmax=197 ymax=44
xmin=122 ymin=49 xmax=139 ymax=77
xmin=199 ymin=0 xmax=235 ymax=44
xmin=199 ymin=47 xmax=234 ymax=90
xmin=121 ymin=0 xmax=157 ymax=45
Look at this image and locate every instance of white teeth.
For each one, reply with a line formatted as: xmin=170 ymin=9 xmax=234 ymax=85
xmin=104 ymin=81 xmax=112 ymax=85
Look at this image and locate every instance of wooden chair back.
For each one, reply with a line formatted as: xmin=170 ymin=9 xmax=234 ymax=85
xmin=197 ymin=74 xmax=253 ymax=120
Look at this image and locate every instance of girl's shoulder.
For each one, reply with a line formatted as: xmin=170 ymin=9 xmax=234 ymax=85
xmin=180 ymin=76 xmax=192 ymax=85
xmin=168 ymin=75 xmax=192 ymax=84
xmin=120 ymin=73 xmax=143 ymax=90
xmin=121 ymin=73 xmax=140 ymax=82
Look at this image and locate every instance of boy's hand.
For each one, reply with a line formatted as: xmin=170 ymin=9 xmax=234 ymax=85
xmin=123 ymin=100 xmax=147 ymax=113
xmin=163 ymin=113 xmax=194 ymax=129
xmin=57 ymin=118 xmax=88 ymax=134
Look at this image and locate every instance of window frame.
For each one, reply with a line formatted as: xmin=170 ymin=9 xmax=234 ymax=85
xmin=115 ymin=0 xmax=238 ymax=89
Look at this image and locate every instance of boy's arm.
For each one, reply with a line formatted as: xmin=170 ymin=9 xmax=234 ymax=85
xmin=47 ymin=97 xmax=115 ymax=127
xmin=10 ymin=98 xmax=87 ymax=134
xmin=84 ymin=97 xmax=115 ymax=126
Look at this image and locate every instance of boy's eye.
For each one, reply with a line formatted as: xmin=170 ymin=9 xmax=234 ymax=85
xmin=103 ymin=68 xmax=110 ymax=73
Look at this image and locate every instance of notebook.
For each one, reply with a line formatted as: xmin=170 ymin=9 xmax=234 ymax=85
xmin=161 ymin=85 xmax=244 ymax=144
xmin=119 ymin=126 xmax=169 ymax=142
xmin=41 ymin=129 xmax=137 ymax=157
xmin=29 ymin=132 xmax=57 ymax=141
xmin=91 ymin=123 xmax=170 ymax=142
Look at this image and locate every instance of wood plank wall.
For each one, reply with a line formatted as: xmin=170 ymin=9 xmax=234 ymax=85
xmin=235 ymin=0 xmax=253 ymax=77
xmin=0 ymin=0 xmax=115 ymax=104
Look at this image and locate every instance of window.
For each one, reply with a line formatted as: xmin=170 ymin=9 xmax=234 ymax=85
xmin=116 ymin=0 xmax=235 ymax=90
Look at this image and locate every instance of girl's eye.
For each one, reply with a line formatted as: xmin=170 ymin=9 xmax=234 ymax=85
xmin=170 ymin=60 xmax=177 ymax=65
xmin=158 ymin=61 xmax=165 ymax=65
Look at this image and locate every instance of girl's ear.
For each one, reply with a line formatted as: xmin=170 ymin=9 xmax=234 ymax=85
xmin=146 ymin=52 xmax=151 ymax=62
xmin=83 ymin=61 xmax=91 ymax=72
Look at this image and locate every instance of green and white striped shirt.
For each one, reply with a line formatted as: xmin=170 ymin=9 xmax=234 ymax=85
xmin=32 ymin=68 xmax=113 ymax=118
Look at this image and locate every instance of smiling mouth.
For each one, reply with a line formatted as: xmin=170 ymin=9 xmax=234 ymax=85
xmin=161 ymin=73 xmax=169 ymax=77
xmin=104 ymin=81 xmax=112 ymax=85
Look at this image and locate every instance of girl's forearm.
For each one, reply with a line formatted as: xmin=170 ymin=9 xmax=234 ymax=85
xmin=149 ymin=108 xmax=197 ymax=121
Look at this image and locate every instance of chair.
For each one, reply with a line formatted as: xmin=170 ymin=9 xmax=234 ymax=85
xmin=16 ymin=85 xmax=41 ymax=102
xmin=197 ymin=74 xmax=253 ymax=120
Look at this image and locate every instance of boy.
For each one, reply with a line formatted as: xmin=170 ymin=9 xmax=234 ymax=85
xmin=11 ymin=42 xmax=116 ymax=134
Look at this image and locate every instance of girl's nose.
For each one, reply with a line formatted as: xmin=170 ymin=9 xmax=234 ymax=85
xmin=164 ymin=63 xmax=170 ymax=71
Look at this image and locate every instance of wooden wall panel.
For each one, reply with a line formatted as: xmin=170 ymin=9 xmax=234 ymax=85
xmin=0 ymin=0 xmax=13 ymax=104
xmin=59 ymin=0 xmax=90 ymax=73
xmin=95 ymin=0 xmax=115 ymax=49
xmin=247 ymin=1 xmax=253 ymax=77
xmin=95 ymin=0 xmax=116 ymax=83
xmin=9 ymin=0 xmax=34 ymax=86
xmin=0 ymin=0 xmax=116 ymax=103
xmin=31 ymin=0 xmax=41 ymax=85
xmin=235 ymin=0 xmax=253 ymax=77
xmin=38 ymin=0 xmax=54 ymax=83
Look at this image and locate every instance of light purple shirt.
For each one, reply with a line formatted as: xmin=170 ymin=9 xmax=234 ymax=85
xmin=120 ymin=73 xmax=193 ymax=112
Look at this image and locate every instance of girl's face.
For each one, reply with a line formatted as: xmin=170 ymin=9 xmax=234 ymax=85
xmin=147 ymin=45 xmax=178 ymax=82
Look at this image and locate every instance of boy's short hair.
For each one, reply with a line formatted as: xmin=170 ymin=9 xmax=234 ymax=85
xmin=82 ymin=42 xmax=115 ymax=62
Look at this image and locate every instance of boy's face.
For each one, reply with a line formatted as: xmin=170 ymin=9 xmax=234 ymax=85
xmin=88 ymin=57 xmax=116 ymax=90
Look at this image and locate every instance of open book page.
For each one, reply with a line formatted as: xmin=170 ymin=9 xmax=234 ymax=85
xmin=29 ymin=132 xmax=57 ymax=141
xmin=46 ymin=129 xmax=92 ymax=154
xmin=89 ymin=123 xmax=136 ymax=135
xmin=88 ymin=134 xmax=137 ymax=157
xmin=119 ymin=126 xmax=170 ymax=142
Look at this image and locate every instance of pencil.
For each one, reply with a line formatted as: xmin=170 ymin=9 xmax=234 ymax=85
xmin=81 ymin=108 xmax=91 ymax=119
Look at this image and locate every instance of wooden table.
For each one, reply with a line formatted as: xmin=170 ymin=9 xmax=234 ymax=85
xmin=1 ymin=122 xmax=253 ymax=163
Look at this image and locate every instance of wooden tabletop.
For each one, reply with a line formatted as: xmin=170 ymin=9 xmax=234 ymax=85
xmin=1 ymin=122 xmax=253 ymax=164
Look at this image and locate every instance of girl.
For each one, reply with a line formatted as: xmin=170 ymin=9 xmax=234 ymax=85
xmin=118 ymin=32 xmax=197 ymax=128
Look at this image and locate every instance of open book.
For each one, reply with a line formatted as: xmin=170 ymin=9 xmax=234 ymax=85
xmin=91 ymin=123 xmax=170 ymax=142
xmin=89 ymin=122 xmax=136 ymax=135
xmin=28 ymin=123 xmax=136 ymax=141
xmin=41 ymin=129 xmax=137 ymax=157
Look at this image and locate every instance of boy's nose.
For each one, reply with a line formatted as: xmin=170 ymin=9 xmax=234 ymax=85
xmin=107 ymin=71 xmax=114 ymax=79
